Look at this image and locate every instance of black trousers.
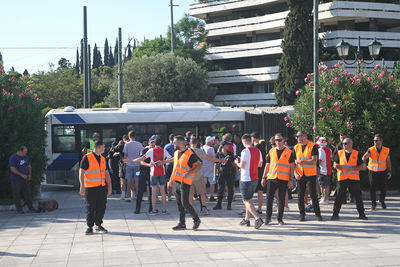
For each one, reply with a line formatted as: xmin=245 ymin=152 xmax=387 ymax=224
xmin=110 ymin=171 xmax=120 ymax=192
xmin=217 ymin=171 xmax=234 ymax=206
xmin=85 ymin=186 xmax=107 ymax=227
xmin=297 ymin=175 xmax=321 ymax=217
xmin=11 ymin=179 xmax=34 ymax=212
xmin=369 ymin=171 xmax=388 ymax=206
xmin=175 ymin=182 xmax=199 ymax=224
xmin=266 ymin=179 xmax=288 ymax=221
xmin=136 ymin=172 xmax=152 ymax=212
xmin=333 ymin=179 xmax=365 ymax=216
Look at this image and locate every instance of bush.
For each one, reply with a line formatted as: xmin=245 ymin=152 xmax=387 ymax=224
xmin=92 ymin=102 xmax=110 ymax=108
xmin=286 ymin=62 xmax=400 ymax=188
xmin=0 ymin=65 xmax=47 ymax=200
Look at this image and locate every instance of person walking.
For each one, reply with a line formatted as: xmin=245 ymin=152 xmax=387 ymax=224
xmin=213 ymin=140 xmax=236 ymax=210
xmin=317 ymin=137 xmax=332 ymax=205
xmin=79 ymin=140 xmax=112 ymax=235
xmin=251 ymin=132 xmax=267 ymax=215
xmin=164 ymin=134 xmax=175 ymax=201
xmin=294 ymin=131 xmax=322 ymax=222
xmin=123 ymin=131 xmax=143 ymax=202
xmin=202 ymin=136 xmax=218 ymax=202
xmin=362 ymin=134 xmax=391 ymax=210
xmin=235 ymin=134 xmax=264 ymax=229
xmin=116 ymin=135 xmax=129 ymax=199
xmin=331 ymin=138 xmax=368 ymax=220
xmin=167 ymin=135 xmax=202 ymax=230
xmin=9 ymin=146 xmax=38 ymax=214
xmin=262 ymin=133 xmax=295 ymax=225
xmin=134 ymin=140 xmax=153 ymax=214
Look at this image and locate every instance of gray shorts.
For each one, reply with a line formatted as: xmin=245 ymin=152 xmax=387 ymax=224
xmin=318 ymin=174 xmax=331 ymax=187
xmin=150 ymin=175 xmax=166 ymax=187
xmin=239 ymin=180 xmax=258 ymax=201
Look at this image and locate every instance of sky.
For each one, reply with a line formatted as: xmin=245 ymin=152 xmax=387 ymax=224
xmin=0 ymin=0 xmax=197 ymax=74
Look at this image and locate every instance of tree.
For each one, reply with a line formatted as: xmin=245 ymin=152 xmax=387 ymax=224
xmin=106 ymin=53 xmax=216 ymax=106
xmin=104 ymin=38 xmax=110 ymax=66
xmin=108 ymin=47 xmax=115 ymax=67
xmin=58 ymin=58 xmax=71 ymax=69
xmin=23 ymin=69 xmax=29 ymax=77
xmin=126 ymin=43 xmax=132 ymax=61
xmin=92 ymin=43 xmax=102 ymax=69
xmin=114 ymin=39 xmax=118 ymax=65
xmin=75 ymin=48 xmax=80 ymax=76
xmin=275 ymin=0 xmax=313 ymax=105
xmin=131 ymin=36 xmax=170 ymax=58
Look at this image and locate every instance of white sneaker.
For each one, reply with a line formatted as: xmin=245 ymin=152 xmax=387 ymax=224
xmin=168 ymin=196 xmax=172 ymax=202
xmin=319 ymin=200 xmax=329 ymax=205
xmin=284 ymin=206 xmax=290 ymax=212
xmin=120 ymin=192 xmax=125 ymax=200
xmin=202 ymin=207 xmax=210 ymax=216
xmin=273 ymin=205 xmax=277 ymax=212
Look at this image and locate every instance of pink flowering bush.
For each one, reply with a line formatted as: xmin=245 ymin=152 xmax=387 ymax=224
xmin=0 ymin=65 xmax=47 ymax=200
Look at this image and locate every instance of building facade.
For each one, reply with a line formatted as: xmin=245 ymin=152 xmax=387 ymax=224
xmin=189 ymin=0 xmax=400 ymax=106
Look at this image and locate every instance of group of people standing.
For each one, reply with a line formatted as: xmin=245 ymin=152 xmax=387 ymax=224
xmin=76 ymin=129 xmax=392 ymax=234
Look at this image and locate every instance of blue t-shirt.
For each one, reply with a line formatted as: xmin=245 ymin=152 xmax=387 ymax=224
xmin=164 ymin=142 xmax=175 ymax=165
xmin=9 ymin=153 xmax=30 ymax=180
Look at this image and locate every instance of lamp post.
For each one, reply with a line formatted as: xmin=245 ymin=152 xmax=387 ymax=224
xmin=336 ymin=36 xmax=382 ymax=72
xmin=313 ymin=0 xmax=319 ymax=140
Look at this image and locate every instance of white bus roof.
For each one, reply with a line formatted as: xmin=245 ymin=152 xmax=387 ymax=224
xmin=47 ymin=102 xmax=245 ymax=125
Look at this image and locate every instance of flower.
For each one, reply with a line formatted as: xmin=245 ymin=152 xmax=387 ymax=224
xmin=342 ymin=95 xmax=347 ymax=100
xmin=382 ymin=120 xmax=386 ymax=124
xmin=334 ymin=64 xmax=338 ymax=68
xmin=19 ymin=93 xmax=25 ymax=98
xmin=334 ymin=77 xmax=340 ymax=84
xmin=390 ymin=75 xmax=394 ymax=80
xmin=367 ymin=77 xmax=372 ymax=82
xmin=309 ymin=81 xmax=314 ymax=87
xmin=296 ymin=114 xmax=300 ymax=118
xmin=312 ymin=126 xmax=317 ymax=130
xmin=322 ymin=87 xmax=326 ymax=92
xmin=335 ymin=108 xmax=340 ymax=112
xmin=307 ymin=73 xmax=312 ymax=78
xmin=373 ymin=85 xmax=380 ymax=90
xmin=284 ymin=117 xmax=288 ymax=121
xmin=384 ymin=126 xmax=388 ymax=129
xmin=397 ymin=89 xmax=400 ymax=95
xmin=325 ymin=126 xmax=329 ymax=129
xmin=304 ymin=78 xmax=308 ymax=83
xmin=288 ymin=113 xmax=291 ymax=118
xmin=382 ymin=90 xmax=385 ymax=94
xmin=386 ymin=97 xmax=390 ymax=101
xmin=392 ymin=82 xmax=396 ymax=87
xmin=329 ymin=80 xmax=333 ymax=85
xmin=328 ymin=140 xmax=333 ymax=144
xmin=347 ymin=122 xmax=352 ymax=127
xmin=328 ymin=95 xmax=332 ymax=100
xmin=378 ymin=74 xmax=384 ymax=79
xmin=8 ymin=106 xmax=14 ymax=110
xmin=296 ymin=90 xmax=300 ymax=96
xmin=319 ymin=98 xmax=323 ymax=103
xmin=334 ymin=101 xmax=339 ymax=107
xmin=374 ymin=64 xmax=380 ymax=70
xmin=286 ymin=123 xmax=290 ymax=127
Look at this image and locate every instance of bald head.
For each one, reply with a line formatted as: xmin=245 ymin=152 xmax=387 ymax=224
xmin=342 ymin=138 xmax=353 ymax=151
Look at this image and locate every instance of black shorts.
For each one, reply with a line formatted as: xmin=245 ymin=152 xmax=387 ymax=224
xmin=318 ymin=174 xmax=331 ymax=186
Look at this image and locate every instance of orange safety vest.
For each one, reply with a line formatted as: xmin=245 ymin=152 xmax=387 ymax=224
xmin=268 ymin=147 xmax=292 ymax=181
xmin=337 ymin=149 xmax=360 ymax=181
xmin=84 ymin=152 xmax=106 ymax=188
xmin=367 ymin=146 xmax=389 ymax=172
xmin=294 ymin=142 xmax=317 ymax=177
xmin=170 ymin=149 xmax=195 ymax=185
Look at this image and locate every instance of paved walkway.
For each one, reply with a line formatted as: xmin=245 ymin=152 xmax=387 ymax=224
xmin=0 ymin=186 xmax=399 ymax=267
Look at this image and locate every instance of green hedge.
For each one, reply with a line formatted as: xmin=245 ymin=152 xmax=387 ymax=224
xmin=0 ymin=65 xmax=47 ymax=200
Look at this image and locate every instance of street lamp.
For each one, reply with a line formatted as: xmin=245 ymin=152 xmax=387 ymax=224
xmin=336 ymin=36 xmax=382 ymax=71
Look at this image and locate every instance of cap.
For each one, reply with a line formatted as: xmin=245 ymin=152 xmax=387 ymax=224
xmin=250 ymin=132 xmax=261 ymax=139
xmin=220 ymin=140 xmax=230 ymax=146
xmin=205 ymin=136 xmax=215 ymax=143
xmin=184 ymin=137 xmax=190 ymax=143
xmin=149 ymin=135 xmax=159 ymax=142
xmin=111 ymin=140 xmax=118 ymax=147
xmin=317 ymin=137 xmax=327 ymax=147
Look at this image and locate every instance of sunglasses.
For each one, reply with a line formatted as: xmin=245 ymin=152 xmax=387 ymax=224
xmin=373 ymin=139 xmax=381 ymax=142
xmin=296 ymin=135 xmax=301 ymax=138
xmin=275 ymin=139 xmax=283 ymax=142
xmin=342 ymin=142 xmax=350 ymax=145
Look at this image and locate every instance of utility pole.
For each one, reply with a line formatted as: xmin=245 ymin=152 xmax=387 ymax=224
xmin=118 ymin=27 xmax=123 ymax=107
xmin=88 ymin=44 xmax=92 ymax=108
xmin=170 ymin=0 xmax=178 ymax=53
xmin=313 ymin=0 xmax=319 ymax=140
xmin=83 ymin=6 xmax=89 ymax=108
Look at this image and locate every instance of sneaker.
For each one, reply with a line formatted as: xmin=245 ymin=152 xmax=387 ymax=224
xmin=330 ymin=215 xmax=339 ymax=221
xmin=209 ymin=196 xmax=216 ymax=202
xmin=85 ymin=227 xmax=93 ymax=235
xmin=232 ymin=196 xmax=236 ymax=202
xmin=371 ymin=205 xmax=376 ymax=211
xmin=264 ymin=219 xmax=271 ymax=225
xmin=120 ymin=192 xmax=125 ymax=200
xmin=162 ymin=210 xmax=167 ymax=215
xmin=134 ymin=209 xmax=140 ymax=214
xmin=359 ymin=214 xmax=368 ymax=220
xmin=213 ymin=204 xmax=222 ymax=210
xmin=168 ymin=196 xmax=172 ymax=202
xmin=284 ymin=206 xmax=290 ymax=212
xmin=202 ymin=207 xmax=210 ymax=216
xmin=95 ymin=225 xmax=108 ymax=233
xmin=299 ymin=215 xmax=306 ymax=222
xmin=278 ymin=220 xmax=285 ymax=226
xmin=272 ymin=205 xmax=277 ymax=212
xmin=172 ymin=223 xmax=186 ymax=230
xmin=150 ymin=210 xmax=159 ymax=215
xmin=238 ymin=210 xmax=246 ymax=216
xmin=316 ymin=215 xmax=323 ymax=221
xmin=255 ymin=218 xmax=264 ymax=229
xmin=319 ymin=200 xmax=329 ymax=205
xmin=257 ymin=210 xmax=263 ymax=215
xmin=240 ymin=219 xmax=250 ymax=226
xmin=305 ymin=204 xmax=314 ymax=213
xmin=125 ymin=198 xmax=131 ymax=202
xmin=193 ymin=219 xmax=201 ymax=230
xmin=381 ymin=202 xmax=387 ymax=209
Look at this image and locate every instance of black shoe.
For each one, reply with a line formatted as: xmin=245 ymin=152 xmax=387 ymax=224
xmin=213 ymin=204 xmax=222 ymax=210
xmin=257 ymin=210 xmax=263 ymax=215
xmin=209 ymin=196 xmax=216 ymax=202
xmin=85 ymin=227 xmax=93 ymax=235
xmin=381 ymin=202 xmax=387 ymax=209
xmin=193 ymin=219 xmax=201 ymax=230
xmin=95 ymin=225 xmax=108 ymax=233
xmin=17 ymin=210 xmax=24 ymax=214
xmin=227 ymin=205 xmax=232 ymax=210
xmin=255 ymin=218 xmax=264 ymax=229
xmin=264 ymin=218 xmax=271 ymax=225
xmin=134 ymin=209 xmax=140 ymax=214
xmin=172 ymin=223 xmax=186 ymax=231
xmin=359 ymin=214 xmax=368 ymax=220
xmin=316 ymin=215 xmax=323 ymax=221
xmin=278 ymin=220 xmax=285 ymax=226
xmin=240 ymin=219 xmax=250 ymax=226
xmin=299 ymin=215 xmax=306 ymax=222
xmin=330 ymin=215 xmax=339 ymax=221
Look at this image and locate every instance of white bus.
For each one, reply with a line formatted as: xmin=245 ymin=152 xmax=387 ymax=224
xmin=44 ymin=102 xmax=245 ymax=186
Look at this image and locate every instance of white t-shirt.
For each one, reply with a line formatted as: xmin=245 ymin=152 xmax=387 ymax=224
xmin=240 ymin=148 xmax=262 ymax=182
xmin=144 ymin=147 xmax=172 ymax=176
xmin=318 ymin=147 xmax=327 ymax=175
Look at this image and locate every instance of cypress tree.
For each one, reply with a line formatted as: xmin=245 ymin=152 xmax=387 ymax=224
xmin=274 ymin=0 xmax=313 ymax=105
xmin=109 ymin=47 xmax=114 ymax=67
xmin=92 ymin=43 xmax=102 ymax=69
xmin=126 ymin=43 xmax=132 ymax=61
xmin=114 ymin=39 xmax=118 ymax=65
xmin=104 ymin=38 xmax=110 ymax=66
xmin=75 ymin=48 xmax=80 ymax=76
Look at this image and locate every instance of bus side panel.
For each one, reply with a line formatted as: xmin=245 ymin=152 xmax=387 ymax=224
xmin=45 ymin=153 xmax=80 ymax=187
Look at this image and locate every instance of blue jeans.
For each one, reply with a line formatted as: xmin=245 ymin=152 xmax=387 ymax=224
xmin=239 ymin=180 xmax=258 ymax=201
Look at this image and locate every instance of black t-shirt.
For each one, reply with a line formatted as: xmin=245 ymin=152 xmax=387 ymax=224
xmin=177 ymin=149 xmax=200 ymax=169
xmin=140 ymin=147 xmax=151 ymax=174
xmin=215 ymin=151 xmax=235 ymax=176
xmin=334 ymin=150 xmax=363 ymax=165
xmin=80 ymin=153 xmax=109 ymax=171
xmin=255 ymin=142 xmax=266 ymax=167
xmin=266 ymin=147 xmax=295 ymax=163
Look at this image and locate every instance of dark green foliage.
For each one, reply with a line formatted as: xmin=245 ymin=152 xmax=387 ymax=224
xmin=275 ymin=0 xmax=313 ymax=105
xmin=92 ymin=102 xmax=110 ymax=108
xmin=92 ymin=43 xmax=102 ymax=70
xmin=104 ymin=38 xmax=110 ymax=67
xmin=75 ymin=48 xmax=80 ymax=76
xmin=58 ymin=58 xmax=71 ymax=69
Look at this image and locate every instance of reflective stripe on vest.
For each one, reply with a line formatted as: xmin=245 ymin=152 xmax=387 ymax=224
xmin=171 ymin=149 xmax=195 ymax=185
xmin=268 ymin=147 xmax=292 ymax=181
xmin=367 ymin=146 xmax=389 ymax=172
xmin=337 ymin=149 xmax=360 ymax=181
xmin=294 ymin=142 xmax=317 ymax=177
xmin=84 ymin=152 xmax=106 ymax=187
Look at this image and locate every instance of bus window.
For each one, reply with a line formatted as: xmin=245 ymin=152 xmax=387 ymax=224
xmin=102 ymin=128 xmax=117 ymax=148
xmin=53 ymin=126 xmax=76 ymax=152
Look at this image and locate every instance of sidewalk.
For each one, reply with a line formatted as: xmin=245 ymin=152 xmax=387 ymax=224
xmin=0 ymin=188 xmax=399 ymax=267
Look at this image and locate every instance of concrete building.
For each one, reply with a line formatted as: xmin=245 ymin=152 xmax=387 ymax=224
xmin=189 ymin=0 xmax=400 ymax=106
